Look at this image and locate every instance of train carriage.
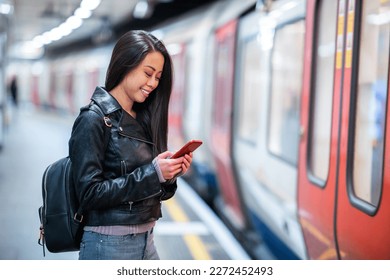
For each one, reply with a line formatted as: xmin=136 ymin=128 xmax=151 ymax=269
xmin=231 ymin=0 xmax=306 ymax=260
xmin=299 ymin=0 xmax=390 ymax=259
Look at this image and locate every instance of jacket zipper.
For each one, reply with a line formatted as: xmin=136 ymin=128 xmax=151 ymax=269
xmin=120 ymin=158 xmax=162 ymax=210
xmin=118 ymin=131 xmax=155 ymax=146
xmin=118 ymin=130 xmax=162 ymax=210
xmin=127 ymin=190 xmax=163 ymax=212
xmin=121 ymin=160 xmax=127 ymax=175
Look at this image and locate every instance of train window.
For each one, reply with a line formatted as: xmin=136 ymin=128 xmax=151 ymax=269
xmin=309 ymin=0 xmax=338 ymax=182
xmin=268 ymin=20 xmax=305 ymax=165
xmin=352 ymin=0 xmax=389 ymax=207
xmin=215 ymin=29 xmax=235 ymax=132
xmin=167 ymin=44 xmax=186 ymax=144
xmin=236 ymin=36 xmax=264 ymax=143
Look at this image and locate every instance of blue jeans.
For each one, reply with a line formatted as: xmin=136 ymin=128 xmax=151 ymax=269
xmin=79 ymin=229 xmax=159 ymax=260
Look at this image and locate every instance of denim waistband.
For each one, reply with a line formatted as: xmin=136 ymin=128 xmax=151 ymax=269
xmin=83 ymin=221 xmax=156 ymax=236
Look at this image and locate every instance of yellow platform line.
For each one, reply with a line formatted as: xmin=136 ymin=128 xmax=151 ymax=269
xmin=165 ymin=198 xmax=211 ymax=260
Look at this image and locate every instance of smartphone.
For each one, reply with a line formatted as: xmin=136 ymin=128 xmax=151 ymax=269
xmin=171 ymin=140 xmax=203 ymax=159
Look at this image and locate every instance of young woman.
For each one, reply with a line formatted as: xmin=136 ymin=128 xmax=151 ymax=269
xmin=69 ymin=30 xmax=193 ymax=260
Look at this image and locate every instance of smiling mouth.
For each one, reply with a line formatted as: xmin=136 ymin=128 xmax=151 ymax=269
xmin=141 ymin=89 xmax=151 ymax=96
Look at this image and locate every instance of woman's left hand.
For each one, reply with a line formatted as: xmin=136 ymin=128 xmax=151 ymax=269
xmin=180 ymin=152 xmax=193 ymax=175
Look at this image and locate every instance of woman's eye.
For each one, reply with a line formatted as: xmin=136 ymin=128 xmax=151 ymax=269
xmin=145 ymin=72 xmax=152 ymax=77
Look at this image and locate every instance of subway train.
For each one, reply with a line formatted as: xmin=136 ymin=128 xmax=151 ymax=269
xmin=8 ymin=0 xmax=390 ymax=259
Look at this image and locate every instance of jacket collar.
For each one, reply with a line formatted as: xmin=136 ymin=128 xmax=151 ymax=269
xmin=90 ymin=86 xmax=122 ymax=115
xmin=119 ymin=112 xmax=154 ymax=145
xmin=90 ymin=86 xmax=153 ymax=145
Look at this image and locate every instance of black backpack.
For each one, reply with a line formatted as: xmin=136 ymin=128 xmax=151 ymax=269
xmin=38 ymin=104 xmax=112 ymax=256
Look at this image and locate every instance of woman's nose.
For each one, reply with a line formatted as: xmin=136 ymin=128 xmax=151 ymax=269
xmin=147 ymin=77 xmax=159 ymax=89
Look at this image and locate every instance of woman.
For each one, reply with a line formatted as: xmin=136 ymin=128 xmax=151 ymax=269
xmin=69 ymin=30 xmax=192 ymax=260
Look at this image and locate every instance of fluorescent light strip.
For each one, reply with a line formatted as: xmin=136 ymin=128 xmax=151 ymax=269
xmin=31 ymin=0 xmax=101 ymax=48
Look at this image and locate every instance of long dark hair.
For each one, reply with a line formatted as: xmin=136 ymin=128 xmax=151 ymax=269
xmin=105 ymin=30 xmax=173 ymax=156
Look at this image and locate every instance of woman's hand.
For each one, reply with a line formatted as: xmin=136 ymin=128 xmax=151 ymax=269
xmin=156 ymin=151 xmax=193 ymax=180
xmin=180 ymin=153 xmax=193 ymax=175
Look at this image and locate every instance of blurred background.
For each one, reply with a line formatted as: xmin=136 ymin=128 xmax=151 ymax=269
xmin=1 ymin=0 xmax=390 ymax=261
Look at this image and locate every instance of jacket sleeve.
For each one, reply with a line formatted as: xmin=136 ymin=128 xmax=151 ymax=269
xmin=161 ymin=180 xmax=177 ymax=200
xmin=152 ymin=157 xmax=177 ymax=200
xmin=69 ymin=109 xmax=162 ymax=211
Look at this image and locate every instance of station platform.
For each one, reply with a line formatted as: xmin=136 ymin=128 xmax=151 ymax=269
xmin=0 ymin=105 xmax=250 ymax=260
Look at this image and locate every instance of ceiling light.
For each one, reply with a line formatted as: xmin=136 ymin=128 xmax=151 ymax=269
xmin=80 ymin=0 xmax=101 ymax=11
xmin=9 ymin=41 xmax=44 ymax=59
xmin=18 ymin=0 xmax=101 ymax=59
xmin=0 ymin=3 xmax=13 ymax=15
xmin=133 ymin=0 xmax=153 ymax=19
xmin=66 ymin=16 xmax=83 ymax=30
xmin=74 ymin=7 xmax=92 ymax=19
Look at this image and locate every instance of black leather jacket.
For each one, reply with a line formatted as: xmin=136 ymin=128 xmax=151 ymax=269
xmin=69 ymin=86 xmax=177 ymax=226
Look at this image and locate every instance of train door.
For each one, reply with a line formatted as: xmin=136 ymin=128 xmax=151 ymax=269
xmin=211 ymin=20 xmax=247 ymax=229
xmin=65 ymin=71 xmax=74 ymax=114
xmin=298 ymin=0 xmax=390 ymax=259
xmin=233 ymin=0 xmax=307 ymax=259
xmin=297 ymin=0 xmax=340 ymax=260
xmin=336 ymin=0 xmax=390 ymax=259
xmin=31 ymin=74 xmax=40 ymax=107
xmin=87 ymin=68 xmax=99 ymax=103
xmin=48 ymin=67 xmax=57 ymax=110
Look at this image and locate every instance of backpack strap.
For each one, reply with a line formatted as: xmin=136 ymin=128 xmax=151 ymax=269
xmin=74 ymin=101 xmax=114 ymax=221
xmin=88 ymin=101 xmax=113 ymax=150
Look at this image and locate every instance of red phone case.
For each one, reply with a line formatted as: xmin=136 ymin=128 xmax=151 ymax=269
xmin=171 ymin=140 xmax=203 ymax=159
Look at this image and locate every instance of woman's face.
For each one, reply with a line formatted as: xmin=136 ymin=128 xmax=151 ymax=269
xmin=120 ymin=51 xmax=164 ymax=105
